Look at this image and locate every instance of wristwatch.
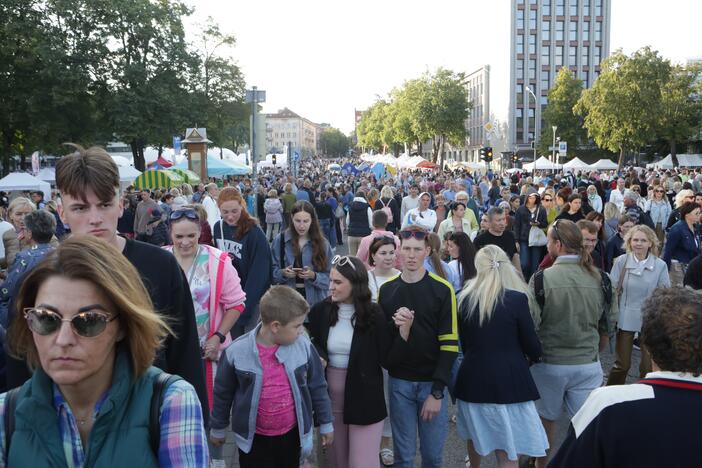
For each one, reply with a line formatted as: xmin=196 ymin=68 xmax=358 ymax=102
xmin=431 ymin=389 xmax=444 ymax=400
xmin=213 ymin=331 xmax=226 ymax=343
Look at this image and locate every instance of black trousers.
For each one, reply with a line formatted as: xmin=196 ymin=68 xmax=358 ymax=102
xmin=238 ymin=426 xmax=300 ymax=468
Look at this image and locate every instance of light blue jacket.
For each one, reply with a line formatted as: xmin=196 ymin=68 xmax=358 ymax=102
xmin=272 ymin=229 xmax=332 ymax=307
xmin=210 ymin=324 xmax=333 ymax=459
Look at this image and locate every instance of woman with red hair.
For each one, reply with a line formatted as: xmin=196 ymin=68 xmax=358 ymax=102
xmin=213 ymin=187 xmax=272 ymax=338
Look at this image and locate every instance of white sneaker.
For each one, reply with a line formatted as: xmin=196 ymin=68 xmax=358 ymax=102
xmin=210 ymin=459 xmax=227 ymax=468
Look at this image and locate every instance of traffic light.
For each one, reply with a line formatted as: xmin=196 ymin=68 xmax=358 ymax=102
xmin=482 ymin=147 xmax=493 ymax=162
xmin=512 ymin=154 xmax=519 ymax=162
xmin=479 ymin=147 xmax=486 ymax=160
xmin=272 ymin=154 xmax=277 ymax=165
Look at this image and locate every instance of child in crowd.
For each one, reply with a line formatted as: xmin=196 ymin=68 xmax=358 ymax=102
xmin=210 ymin=286 xmax=334 ymax=468
xmin=264 ymin=188 xmax=284 ymax=242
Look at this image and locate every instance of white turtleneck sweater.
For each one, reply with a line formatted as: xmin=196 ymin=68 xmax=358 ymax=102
xmin=327 ymin=303 xmax=355 ymax=369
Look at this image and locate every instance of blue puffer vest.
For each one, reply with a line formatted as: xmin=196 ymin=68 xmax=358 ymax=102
xmin=8 ymin=349 xmax=163 ymax=467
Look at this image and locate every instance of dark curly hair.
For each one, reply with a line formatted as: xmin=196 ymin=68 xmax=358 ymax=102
xmin=327 ymin=256 xmax=377 ymax=333
xmin=641 ymin=288 xmax=702 ymax=376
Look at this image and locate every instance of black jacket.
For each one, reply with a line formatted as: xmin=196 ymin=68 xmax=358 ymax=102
xmin=513 ymin=205 xmax=548 ymax=242
xmin=454 ymin=289 xmax=542 ymax=404
xmin=307 ymin=299 xmax=390 ymax=425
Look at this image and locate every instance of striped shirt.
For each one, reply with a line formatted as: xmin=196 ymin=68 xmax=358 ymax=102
xmin=0 ymin=379 xmax=208 ymax=467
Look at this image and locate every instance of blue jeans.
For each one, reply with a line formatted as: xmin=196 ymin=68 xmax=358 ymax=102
xmin=520 ymin=241 xmax=545 ymax=280
xmin=319 ymin=218 xmax=336 ymax=248
xmin=389 ymin=377 xmax=448 ymax=468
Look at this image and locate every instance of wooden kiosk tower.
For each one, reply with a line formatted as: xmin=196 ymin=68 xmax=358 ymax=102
xmin=182 ymin=128 xmax=212 ymax=182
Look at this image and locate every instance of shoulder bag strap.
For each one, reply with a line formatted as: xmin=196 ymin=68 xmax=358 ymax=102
xmin=149 ymin=372 xmax=180 ymax=456
xmin=534 ymin=269 xmax=545 ymax=310
xmin=4 ymin=387 xmax=20 ymax=460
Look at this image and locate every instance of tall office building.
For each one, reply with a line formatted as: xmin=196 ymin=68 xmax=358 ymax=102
xmin=510 ymin=0 xmax=611 ymax=153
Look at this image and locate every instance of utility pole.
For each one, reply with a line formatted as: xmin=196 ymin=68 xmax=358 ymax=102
xmin=551 ymin=125 xmax=558 ymax=166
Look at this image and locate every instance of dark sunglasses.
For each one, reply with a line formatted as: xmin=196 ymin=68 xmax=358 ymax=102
xmin=542 ymin=198 xmax=553 ymax=201
xmin=170 ymin=209 xmax=199 ymax=221
xmin=24 ymin=307 xmax=118 ymax=338
xmin=399 ymin=230 xmax=428 ymax=241
xmin=654 ymin=189 xmax=665 ymax=193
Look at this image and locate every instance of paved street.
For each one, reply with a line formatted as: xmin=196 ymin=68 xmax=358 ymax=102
xmin=221 ymin=231 xmax=641 ymax=467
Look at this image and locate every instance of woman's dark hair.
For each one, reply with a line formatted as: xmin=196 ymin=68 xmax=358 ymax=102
xmin=679 ymin=201 xmax=699 ymax=220
xmin=641 ymin=287 xmax=702 ymax=376
xmin=328 ymin=256 xmax=376 ymax=332
xmin=562 ymin=193 xmax=582 ymax=214
xmin=290 ymin=200 xmax=328 ymax=271
xmin=585 ymin=211 xmax=605 ymax=241
xmin=450 ymin=202 xmax=466 ymax=215
xmin=447 ymin=231 xmax=477 ymax=284
xmin=368 ymin=236 xmax=396 ymax=267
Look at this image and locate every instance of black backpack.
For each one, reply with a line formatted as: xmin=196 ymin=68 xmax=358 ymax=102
xmin=3 ymin=371 xmax=179 ymax=459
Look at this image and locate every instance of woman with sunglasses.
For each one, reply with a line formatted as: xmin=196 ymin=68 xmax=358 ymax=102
xmin=2 ymin=236 xmax=208 ymax=466
xmin=272 ymin=200 xmax=332 ymax=308
xmin=645 ymin=185 xmax=671 ymax=245
xmin=214 ymin=188 xmax=272 ymax=338
xmin=540 ymin=190 xmax=558 ymax=226
xmin=307 ymin=255 xmax=389 ymax=468
xmin=164 ymin=209 xmax=246 ymax=438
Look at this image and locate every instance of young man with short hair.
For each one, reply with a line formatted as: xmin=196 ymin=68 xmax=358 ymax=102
xmin=378 ymin=225 xmax=458 ymax=468
xmin=473 ymin=207 xmax=522 ymax=273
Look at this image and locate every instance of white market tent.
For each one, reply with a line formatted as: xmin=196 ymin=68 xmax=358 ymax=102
xmin=649 ymin=153 xmax=702 ymax=169
xmin=523 ymin=156 xmax=562 ymax=171
xmin=119 ymin=165 xmax=142 ymax=182
xmin=590 ymin=159 xmax=619 ymax=170
xmin=562 ymin=157 xmax=591 ymax=171
xmin=36 ymin=167 xmax=56 ymax=183
xmin=111 ymin=155 xmax=132 ymax=167
xmin=0 ymin=172 xmax=51 ymax=201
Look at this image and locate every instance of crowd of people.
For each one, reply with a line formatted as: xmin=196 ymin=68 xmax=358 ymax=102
xmin=0 ymin=146 xmax=699 ymax=467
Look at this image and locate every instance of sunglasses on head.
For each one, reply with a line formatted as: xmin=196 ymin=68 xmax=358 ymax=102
xmin=399 ymin=230 xmax=428 ymax=241
xmin=332 ymin=255 xmax=356 ymax=271
xmin=170 ymin=208 xmax=199 ymax=221
xmin=24 ymin=307 xmax=118 ymax=338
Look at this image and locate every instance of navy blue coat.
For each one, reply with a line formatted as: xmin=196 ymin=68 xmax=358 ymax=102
xmin=454 ymin=289 xmax=542 ymax=404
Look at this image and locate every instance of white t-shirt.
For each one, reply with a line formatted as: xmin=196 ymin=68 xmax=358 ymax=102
xmin=368 ymin=269 xmax=400 ymax=303
xmin=328 ymin=303 xmax=355 ymax=369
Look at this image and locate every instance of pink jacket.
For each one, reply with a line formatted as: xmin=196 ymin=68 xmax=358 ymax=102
xmin=355 ymin=229 xmax=403 ymax=269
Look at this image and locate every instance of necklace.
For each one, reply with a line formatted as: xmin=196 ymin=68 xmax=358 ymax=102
xmin=74 ymin=411 xmax=92 ymax=426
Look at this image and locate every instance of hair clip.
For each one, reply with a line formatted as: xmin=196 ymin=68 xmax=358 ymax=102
xmin=491 ymin=260 xmax=501 ymax=270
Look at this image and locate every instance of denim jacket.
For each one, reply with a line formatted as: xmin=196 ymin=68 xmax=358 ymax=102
xmin=210 ymin=324 xmax=333 ymax=459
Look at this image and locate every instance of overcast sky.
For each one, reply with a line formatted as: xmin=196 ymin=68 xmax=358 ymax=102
xmin=187 ymin=0 xmax=701 ymax=134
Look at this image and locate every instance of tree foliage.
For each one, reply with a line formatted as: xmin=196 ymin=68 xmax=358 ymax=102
xmin=319 ymin=128 xmax=350 ymax=157
xmin=575 ymin=47 xmax=671 ymax=168
xmin=538 ymin=68 xmax=585 ymax=157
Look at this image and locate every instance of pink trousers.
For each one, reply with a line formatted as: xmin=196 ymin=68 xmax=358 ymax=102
xmin=326 ymin=366 xmax=384 ymax=468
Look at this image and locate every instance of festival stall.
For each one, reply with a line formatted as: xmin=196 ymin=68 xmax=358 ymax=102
xmin=0 ymin=172 xmax=51 ymax=200
xmin=133 ymin=169 xmax=184 ymax=189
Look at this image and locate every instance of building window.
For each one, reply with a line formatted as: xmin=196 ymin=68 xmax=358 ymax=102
xmin=583 ymin=0 xmax=591 ymax=14
xmin=556 ymin=0 xmax=565 ymax=15
xmin=595 ymin=21 xmax=602 ymax=41
xmin=541 ymin=74 xmax=549 ymax=89
xmin=517 ymin=84 xmax=524 ymax=104
xmin=528 ymin=108 xmax=536 ymax=132
xmin=542 ymin=45 xmax=550 ymax=65
xmin=517 ymin=34 xmax=524 ymax=54
xmin=569 ymin=21 xmax=577 ymax=41
xmin=556 ymin=21 xmax=564 ymax=40
xmin=583 ymin=20 xmax=590 ymax=41
xmin=543 ymin=0 xmax=551 ymax=15
xmin=595 ymin=0 xmax=602 ymax=15
xmin=542 ymin=20 xmax=551 ymax=40
xmin=529 ymin=34 xmax=537 ymax=54
xmin=540 ymin=95 xmax=548 ymax=105
xmin=594 ymin=45 xmax=601 ymax=63
xmin=530 ymin=0 xmax=537 ymax=4
xmin=569 ymin=47 xmax=577 ymax=66
xmin=570 ymin=0 xmax=578 ymax=16
xmin=516 ymin=108 xmax=524 ymax=133
xmin=583 ymin=74 xmax=589 ymax=87
xmin=529 ymin=13 xmax=536 ymax=30
xmin=517 ymin=9 xmax=524 ymax=29
xmin=582 ymin=45 xmax=589 ymax=65
xmin=529 ymin=59 xmax=536 ymax=79
xmin=517 ymin=59 xmax=524 ymax=77
xmin=555 ymin=45 xmax=564 ymax=66
xmin=517 ymin=0 xmax=524 ymax=4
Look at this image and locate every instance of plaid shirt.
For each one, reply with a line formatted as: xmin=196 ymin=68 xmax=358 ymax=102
xmin=0 ymin=379 xmax=208 ymax=467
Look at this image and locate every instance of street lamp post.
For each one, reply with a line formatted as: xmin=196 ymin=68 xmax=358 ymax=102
xmin=525 ymin=86 xmax=538 ymax=161
xmin=551 ymin=125 xmax=558 ymax=166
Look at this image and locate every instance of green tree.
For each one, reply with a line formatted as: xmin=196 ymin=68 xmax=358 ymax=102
xmin=356 ymin=99 xmax=389 ymax=152
xmin=575 ymin=47 xmax=671 ymax=169
xmin=658 ymin=64 xmax=702 ymax=166
xmin=538 ymin=68 xmax=585 ymax=157
xmin=320 ymin=128 xmax=349 ymax=157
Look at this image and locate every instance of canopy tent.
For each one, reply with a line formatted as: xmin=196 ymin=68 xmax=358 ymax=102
xmin=0 ymin=172 xmax=51 ymax=201
xmin=133 ymin=170 xmax=185 ymax=189
xmin=416 ymin=160 xmax=438 ymax=169
xmin=168 ymin=168 xmax=201 ymax=185
xmin=36 ymin=167 xmax=56 ymax=183
xmin=649 ymin=153 xmax=702 ymax=169
xmin=111 ymin=155 xmax=132 ymax=167
xmin=327 ymin=163 xmax=342 ymax=171
xmin=176 ymin=156 xmax=251 ymax=177
xmin=562 ymin=157 xmax=591 ymax=171
xmin=590 ymin=159 xmax=619 ymax=170
xmin=523 ymin=156 xmax=562 ymax=171
xmin=118 ymin=166 xmax=142 ymax=183
xmin=147 ymin=157 xmax=173 ymax=169
xmin=505 ymin=168 xmax=523 ymax=174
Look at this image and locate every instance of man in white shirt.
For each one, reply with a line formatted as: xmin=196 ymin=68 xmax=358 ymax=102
xmin=401 ymin=184 xmax=420 ymax=220
xmin=402 ymin=192 xmax=437 ymax=231
xmin=609 ymin=178 xmax=627 ymax=212
xmin=201 ymin=182 xmax=220 ymax=233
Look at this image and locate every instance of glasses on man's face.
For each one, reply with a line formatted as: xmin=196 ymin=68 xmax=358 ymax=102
xmin=399 ymin=230 xmax=428 ymax=241
xmin=24 ymin=307 xmax=118 ymax=338
xmin=170 ymin=209 xmax=199 ymax=221
xmin=332 ymin=255 xmax=356 ymax=271
xmin=543 ymin=198 xmax=553 ymax=202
